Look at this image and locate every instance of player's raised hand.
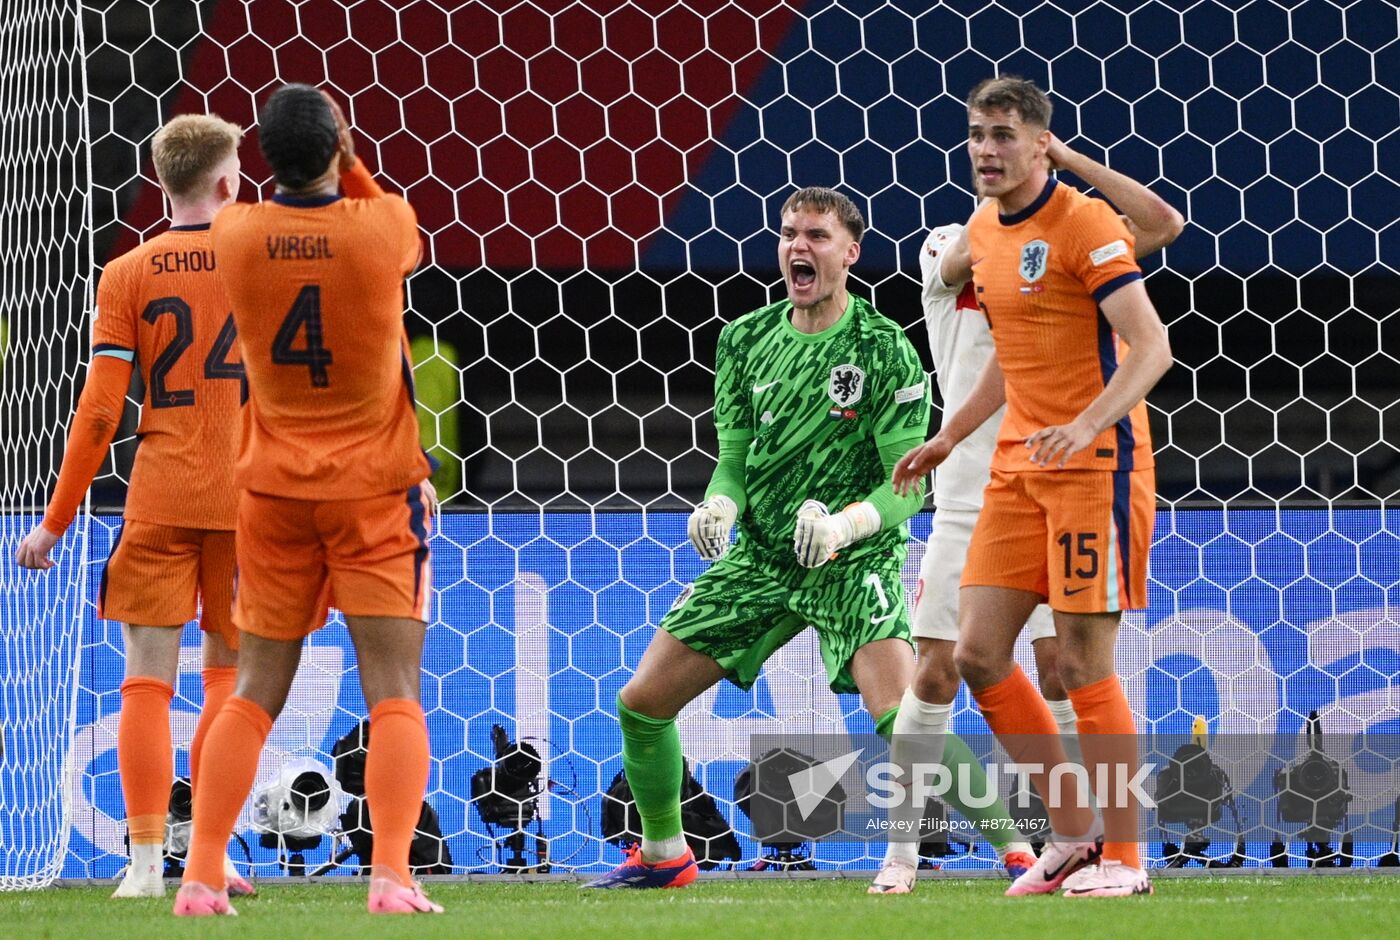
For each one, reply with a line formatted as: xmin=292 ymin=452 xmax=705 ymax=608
xmin=687 ymin=494 xmax=737 ymax=561
xmin=892 ymin=435 xmax=952 ymax=495
xmin=1044 ymin=131 xmax=1070 ymax=172
xmin=1025 ymin=418 xmax=1097 ymax=468
xmin=15 ymin=524 xmax=59 ymax=570
xmin=320 ymin=89 xmax=356 ymax=172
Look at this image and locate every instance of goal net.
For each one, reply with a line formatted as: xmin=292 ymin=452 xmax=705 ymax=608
xmin=3 ymin=0 xmax=1397 ymax=886
xmin=0 ymin=0 xmax=92 ymax=890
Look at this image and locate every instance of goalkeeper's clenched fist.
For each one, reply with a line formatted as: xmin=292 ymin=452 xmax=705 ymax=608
xmin=687 ymin=494 xmax=737 ymax=560
xmin=792 ymin=499 xmax=882 ymax=568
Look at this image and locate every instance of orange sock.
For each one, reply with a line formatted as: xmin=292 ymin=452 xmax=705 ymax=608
xmin=1068 ymin=674 xmax=1141 ymax=869
xmin=190 ymin=667 xmax=237 ymax=795
xmin=365 ymin=698 xmax=430 ymax=885
xmin=118 ymin=677 xmax=174 ymax=845
xmin=182 ymin=696 xmax=271 ymax=888
xmin=970 ymin=666 xmax=1093 ymax=837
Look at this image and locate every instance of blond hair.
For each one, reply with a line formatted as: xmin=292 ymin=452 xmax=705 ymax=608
xmin=150 ymin=114 xmax=242 ymax=199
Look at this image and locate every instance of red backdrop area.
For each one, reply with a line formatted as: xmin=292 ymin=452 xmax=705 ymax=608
xmin=112 ymin=0 xmax=804 ymax=270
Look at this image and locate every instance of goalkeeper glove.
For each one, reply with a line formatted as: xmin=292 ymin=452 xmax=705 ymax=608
xmin=793 ymin=499 xmax=882 ymax=568
xmin=688 ymin=494 xmax=738 ymax=561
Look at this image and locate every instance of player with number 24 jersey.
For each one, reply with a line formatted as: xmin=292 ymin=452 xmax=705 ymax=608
xmin=89 ymin=228 xmax=243 ymax=530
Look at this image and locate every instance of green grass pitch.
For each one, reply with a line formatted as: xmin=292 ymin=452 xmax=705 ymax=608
xmin=7 ymin=876 xmax=1399 ymax=939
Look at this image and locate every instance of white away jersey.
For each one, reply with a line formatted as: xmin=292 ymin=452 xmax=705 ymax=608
xmin=919 ymin=223 xmax=1003 ymax=511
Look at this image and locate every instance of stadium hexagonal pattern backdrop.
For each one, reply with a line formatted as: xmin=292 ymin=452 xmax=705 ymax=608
xmin=1 ymin=0 xmax=1396 ymax=884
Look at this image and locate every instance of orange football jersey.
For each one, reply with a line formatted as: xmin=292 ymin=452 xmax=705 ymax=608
xmin=968 ymin=179 xmax=1154 ymax=473
xmin=210 ymin=184 xmax=430 ymax=500
xmin=92 ymin=225 xmax=243 ymax=529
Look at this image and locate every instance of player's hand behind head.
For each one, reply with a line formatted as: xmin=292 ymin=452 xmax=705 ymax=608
xmin=15 ymin=524 xmax=60 ymax=570
xmin=1043 ymin=132 xmax=1069 ymax=173
xmin=320 ymin=89 xmax=356 ymax=172
xmin=688 ymin=495 xmax=737 ymax=561
xmin=891 ymin=438 xmax=949 ymax=496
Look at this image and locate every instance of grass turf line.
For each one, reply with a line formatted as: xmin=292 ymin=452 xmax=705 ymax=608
xmin=6 ymin=877 xmax=1397 ymax=939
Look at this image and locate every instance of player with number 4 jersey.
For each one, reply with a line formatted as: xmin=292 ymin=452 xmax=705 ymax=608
xmin=212 ymin=170 xmax=425 ymax=503
xmin=175 ymin=85 xmax=439 ymax=918
xmin=210 ymin=103 xmax=432 ymax=638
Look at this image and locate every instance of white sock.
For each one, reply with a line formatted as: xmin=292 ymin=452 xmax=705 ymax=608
xmin=1051 ymin=814 xmax=1103 ymax=845
xmin=641 ymin=833 xmax=687 ymax=863
xmin=883 ymin=689 xmax=952 ymax=867
xmin=1046 ymin=698 xmax=1083 ymax=766
xmin=1046 ymin=698 xmax=1078 ymax=738
xmin=128 ymin=842 xmax=162 ymax=876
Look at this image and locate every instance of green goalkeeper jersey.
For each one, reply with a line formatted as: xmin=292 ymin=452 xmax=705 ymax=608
xmin=711 ymin=294 xmax=930 ymax=569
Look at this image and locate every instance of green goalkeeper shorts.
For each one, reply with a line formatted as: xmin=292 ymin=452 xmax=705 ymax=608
xmin=660 ymin=541 xmax=911 ymax=694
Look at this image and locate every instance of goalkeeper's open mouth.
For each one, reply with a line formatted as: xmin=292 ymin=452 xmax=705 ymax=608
xmin=789 ymin=258 xmax=817 ymax=293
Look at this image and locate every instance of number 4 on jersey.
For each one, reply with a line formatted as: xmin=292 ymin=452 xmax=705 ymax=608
xmin=272 ymin=285 xmax=333 ymax=387
xmin=204 ymin=313 xmax=247 ymax=404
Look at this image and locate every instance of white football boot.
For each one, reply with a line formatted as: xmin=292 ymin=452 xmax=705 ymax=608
xmin=1004 ymin=837 xmax=1101 ymax=896
xmin=1061 ymin=859 xmax=1153 ymax=898
xmin=867 ymin=858 xmax=918 ymax=895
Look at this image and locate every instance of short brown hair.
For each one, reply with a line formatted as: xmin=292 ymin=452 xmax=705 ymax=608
xmin=966 ymin=76 xmax=1053 ymax=129
xmin=151 ymin=114 xmax=242 ymax=199
xmin=780 ymin=187 xmax=865 ymax=242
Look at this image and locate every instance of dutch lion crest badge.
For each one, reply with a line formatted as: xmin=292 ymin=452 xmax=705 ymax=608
xmin=1019 ymin=239 xmax=1050 ymax=282
xmin=828 ymin=364 xmax=865 ymax=406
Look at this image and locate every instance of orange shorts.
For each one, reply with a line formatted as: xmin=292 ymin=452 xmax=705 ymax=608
xmin=233 ymin=486 xmax=432 ymax=641
xmin=98 ymin=521 xmax=238 ymax=647
xmin=962 ymin=468 xmax=1155 ymax=613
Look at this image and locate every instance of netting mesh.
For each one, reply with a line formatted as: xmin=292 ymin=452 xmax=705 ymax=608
xmin=3 ymin=0 xmax=1398 ymax=885
xmin=0 ymin=0 xmax=92 ymax=890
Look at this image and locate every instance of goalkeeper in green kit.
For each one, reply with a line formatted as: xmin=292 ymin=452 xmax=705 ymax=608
xmin=588 ymin=187 xmax=1033 ymax=891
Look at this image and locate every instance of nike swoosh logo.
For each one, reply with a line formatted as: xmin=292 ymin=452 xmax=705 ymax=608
xmin=1063 ymin=586 xmax=1091 ymax=596
xmin=1042 ymin=854 xmax=1076 ymax=881
xmin=753 ymin=381 xmax=779 ymax=393
xmin=970 ymin=257 xmax=985 ymax=267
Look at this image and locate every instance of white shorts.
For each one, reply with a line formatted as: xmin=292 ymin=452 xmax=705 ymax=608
xmin=912 ymin=508 xmax=1056 ymax=643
